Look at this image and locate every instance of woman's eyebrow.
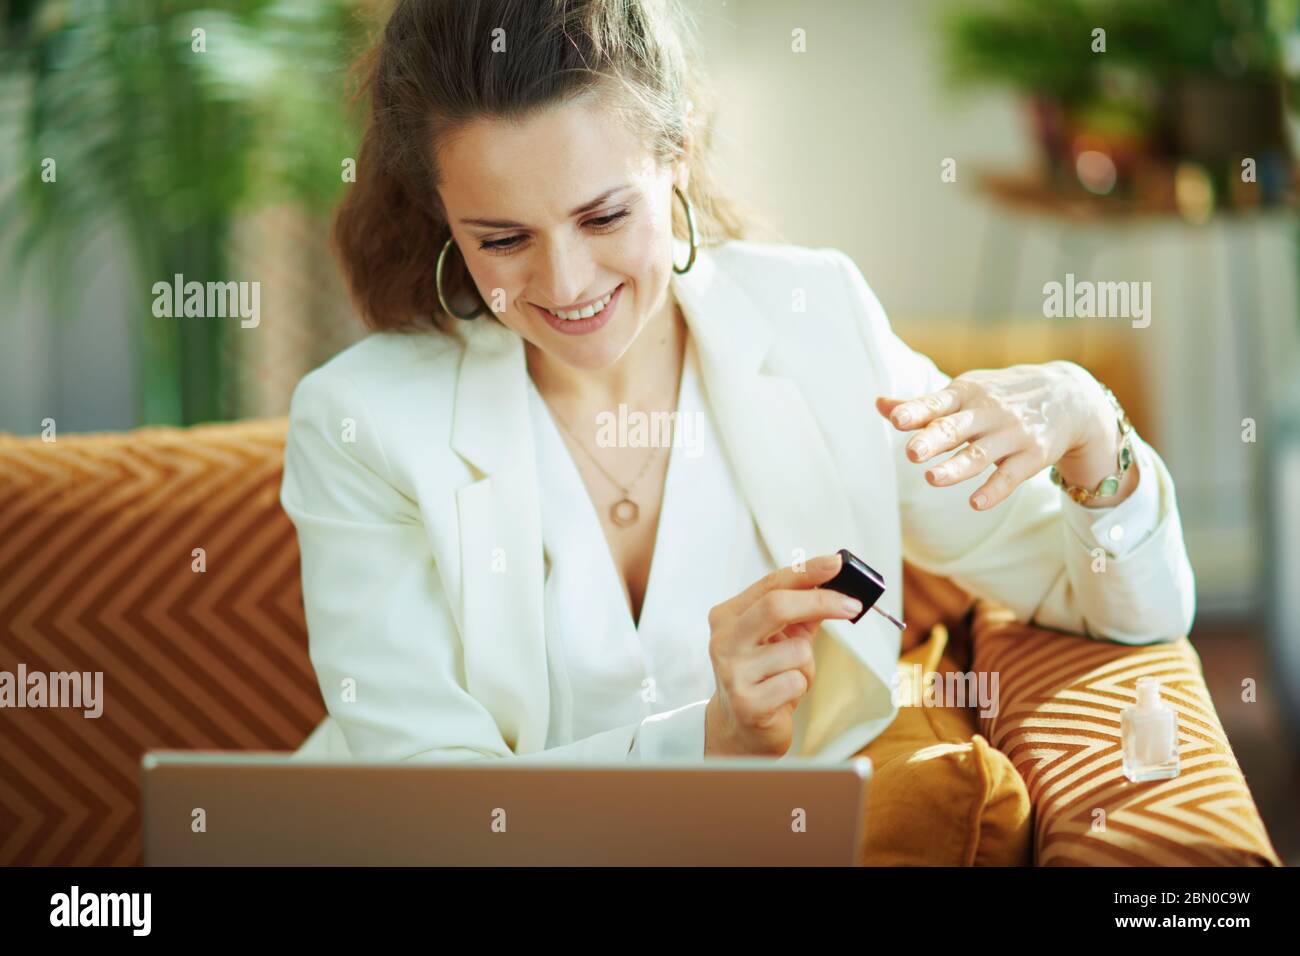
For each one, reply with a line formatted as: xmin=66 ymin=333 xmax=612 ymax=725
xmin=459 ymin=184 xmax=632 ymax=229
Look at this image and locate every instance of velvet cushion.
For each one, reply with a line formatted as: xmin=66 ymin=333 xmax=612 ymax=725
xmin=855 ymin=623 xmax=1033 ymax=866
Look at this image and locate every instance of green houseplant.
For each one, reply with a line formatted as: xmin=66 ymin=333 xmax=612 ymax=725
xmin=1 ymin=0 xmax=370 ymax=425
xmin=942 ymin=0 xmax=1298 ymax=203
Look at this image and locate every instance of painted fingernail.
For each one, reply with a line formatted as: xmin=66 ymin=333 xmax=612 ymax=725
xmin=895 ymin=409 xmax=912 ymax=425
xmin=911 ymin=440 xmax=928 ymax=459
xmin=973 ymin=494 xmax=987 ymax=509
xmin=929 ymin=466 xmax=946 ymax=482
xmin=842 ymin=597 xmax=863 ymax=615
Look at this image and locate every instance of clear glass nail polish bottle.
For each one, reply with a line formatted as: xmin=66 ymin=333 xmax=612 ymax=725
xmin=1121 ymin=676 xmax=1180 ymax=783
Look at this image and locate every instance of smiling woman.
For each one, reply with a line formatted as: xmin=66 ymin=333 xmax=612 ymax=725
xmin=332 ymin=0 xmax=750 ymax=340
xmin=282 ymin=0 xmax=1196 ymax=771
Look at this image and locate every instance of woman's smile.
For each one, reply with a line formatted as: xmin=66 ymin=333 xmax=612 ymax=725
xmin=530 ymin=281 xmax=625 ymax=335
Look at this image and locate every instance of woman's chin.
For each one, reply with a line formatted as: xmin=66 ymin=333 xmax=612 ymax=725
xmin=532 ymin=314 xmax=643 ymax=368
xmin=551 ymin=340 xmax=632 ymax=373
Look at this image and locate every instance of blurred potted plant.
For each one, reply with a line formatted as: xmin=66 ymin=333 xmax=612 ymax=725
xmin=942 ymin=0 xmax=1298 ymax=208
xmin=0 ymin=0 xmax=370 ymax=425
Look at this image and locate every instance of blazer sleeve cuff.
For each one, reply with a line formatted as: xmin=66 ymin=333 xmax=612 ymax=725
xmin=1059 ymin=431 xmax=1160 ymax=559
xmin=1037 ymin=432 xmax=1197 ymax=643
xmin=629 ymin=698 xmax=710 ymax=760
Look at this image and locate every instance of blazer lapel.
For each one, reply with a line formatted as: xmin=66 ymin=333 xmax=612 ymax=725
xmin=450 ymin=318 xmax=551 ymax=755
xmin=671 ymin=239 xmax=901 ymax=760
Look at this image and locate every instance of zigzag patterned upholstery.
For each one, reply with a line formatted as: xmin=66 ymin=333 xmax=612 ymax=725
xmin=973 ymin=601 xmax=1281 ymax=866
xmin=0 ymin=418 xmax=1281 ymax=865
xmin=0 ymin=420 xmax=325 ymax=865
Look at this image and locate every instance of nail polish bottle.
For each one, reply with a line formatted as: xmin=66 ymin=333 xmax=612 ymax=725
xmin=1120 ymin=677 xmax=1180 ymax=783
xmin=821 ymin=549 xmax=905 ymax=630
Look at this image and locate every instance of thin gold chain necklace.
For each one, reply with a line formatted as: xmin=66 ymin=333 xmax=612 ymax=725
xmin=543 ymin=401 xmax=662 ymax=528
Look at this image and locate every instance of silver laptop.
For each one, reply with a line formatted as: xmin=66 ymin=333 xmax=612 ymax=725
xmin=141 ymin=751 xmax=871 ymax=866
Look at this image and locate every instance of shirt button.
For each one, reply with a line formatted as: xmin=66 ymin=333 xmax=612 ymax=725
xmin=1108 ymin=524 xmax=1124 ymax=543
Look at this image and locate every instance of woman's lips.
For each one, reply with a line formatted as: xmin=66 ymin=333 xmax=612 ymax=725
xmin=532 ymin=283 xmax=623 ymax=336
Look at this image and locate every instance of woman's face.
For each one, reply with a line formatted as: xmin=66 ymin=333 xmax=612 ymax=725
xmin=435 ymin=94 xmax=684 ymax=372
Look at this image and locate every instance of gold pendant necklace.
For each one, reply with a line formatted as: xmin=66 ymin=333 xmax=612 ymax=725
xmin=544 ymin=403 xmax=661 ymax=528
xmin=609 ymin=497 xmax=640 ymax=528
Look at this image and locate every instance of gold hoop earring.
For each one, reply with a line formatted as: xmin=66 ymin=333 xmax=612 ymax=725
xmin=436 ymin=236 xmax=485 ymax=320
xmin=672 ymin=184 xmax=698 ymax=275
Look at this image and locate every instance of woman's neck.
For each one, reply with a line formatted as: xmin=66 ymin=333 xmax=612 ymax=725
xmin=526 ymin=294 xmax=687 ymax=413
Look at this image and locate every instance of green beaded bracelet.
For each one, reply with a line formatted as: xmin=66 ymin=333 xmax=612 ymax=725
xmin=1049 ymin=383 xmax=1134 ymax=504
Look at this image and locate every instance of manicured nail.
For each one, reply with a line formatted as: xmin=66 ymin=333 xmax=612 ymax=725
xmin=842 ymin=597 xmax=863 ymax=615
xmin=911 ymin=440 xmax=928 ymax=459
xmin=894 ymin=408 xmax=912 ymax=426
xmin=973 ymin=494 xmax=987 ymax=509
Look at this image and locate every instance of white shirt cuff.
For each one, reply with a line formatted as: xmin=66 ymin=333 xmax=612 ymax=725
xmin=1060 ymin=431 xmax=1159 ymax=559
xmin=629 ymin=698 xmax=709 ymax=760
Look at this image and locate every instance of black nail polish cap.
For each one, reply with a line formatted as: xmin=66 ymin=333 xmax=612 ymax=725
xmin=820 ymin=548 xmax=886 ymax=623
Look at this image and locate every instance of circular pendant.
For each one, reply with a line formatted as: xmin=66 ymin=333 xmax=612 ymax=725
xmin=610 ymin=498 xmax=639 ymax=527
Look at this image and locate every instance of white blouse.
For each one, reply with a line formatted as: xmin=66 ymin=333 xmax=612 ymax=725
xmin=527 ymin=333 xmax=776 ymax=760
xmin=526 ymin=332 xmax=1163 ymax=762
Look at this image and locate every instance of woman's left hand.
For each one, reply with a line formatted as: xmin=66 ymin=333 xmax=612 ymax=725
xmin=875 ymin=360 xmax=1121 ymax=511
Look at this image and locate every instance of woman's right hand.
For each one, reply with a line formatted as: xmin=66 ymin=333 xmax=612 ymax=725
xmin=704 ymin=553 xmax=863 ymax=757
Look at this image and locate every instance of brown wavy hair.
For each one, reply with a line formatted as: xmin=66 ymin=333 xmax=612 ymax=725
xmin=333 ymin=0 xmax=765 ymax=338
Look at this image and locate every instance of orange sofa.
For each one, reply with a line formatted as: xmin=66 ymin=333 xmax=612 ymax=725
xmin=0 ymin=419 xmax=1281 ymax=866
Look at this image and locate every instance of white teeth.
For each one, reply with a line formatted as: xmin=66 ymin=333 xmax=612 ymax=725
xmin=544 ymin=286 xmax=616 ymax=321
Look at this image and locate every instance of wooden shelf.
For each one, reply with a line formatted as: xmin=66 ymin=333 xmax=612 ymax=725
xmin=975 ymin=168 xmax=1299 ymax=224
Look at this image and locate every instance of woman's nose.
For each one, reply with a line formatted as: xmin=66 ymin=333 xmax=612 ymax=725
xmin=534 ymin=239 xmax=594 ymax=308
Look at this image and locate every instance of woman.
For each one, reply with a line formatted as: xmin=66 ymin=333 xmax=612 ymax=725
xmin=282 ymin=0 xmax=1195 ymax=763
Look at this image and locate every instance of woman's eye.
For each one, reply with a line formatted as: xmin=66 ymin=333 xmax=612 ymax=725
xmin=476 ymin=210 xmax=628 ymax=254
xmin=585 ymin=209 xmax=629 ymax=229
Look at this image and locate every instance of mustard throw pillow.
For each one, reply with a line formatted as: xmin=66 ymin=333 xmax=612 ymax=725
xmin=854 ymin=624 xmax=1032 ymax=866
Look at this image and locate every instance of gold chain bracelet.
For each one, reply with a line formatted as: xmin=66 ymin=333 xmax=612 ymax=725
xmin=1048 ymin=383 xmax=1135 ymax=504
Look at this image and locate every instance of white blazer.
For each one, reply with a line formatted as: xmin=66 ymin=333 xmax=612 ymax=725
xmin=281 ymin=238 xmax=1197 ymax=764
